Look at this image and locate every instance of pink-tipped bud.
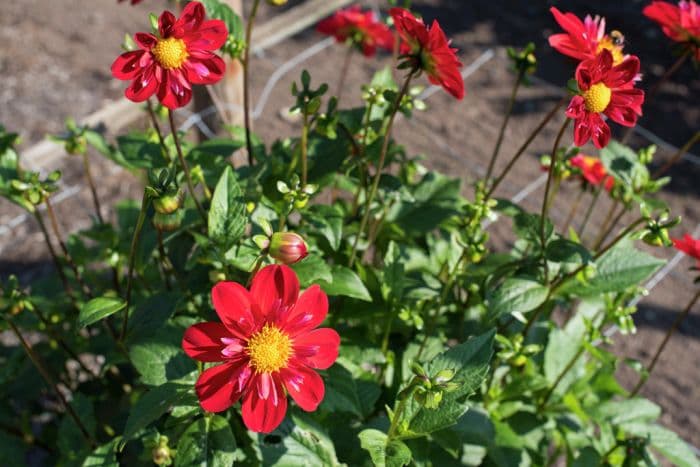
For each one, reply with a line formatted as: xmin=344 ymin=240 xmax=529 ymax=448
xmin=269 ymin=232 xmax=308 ymax=265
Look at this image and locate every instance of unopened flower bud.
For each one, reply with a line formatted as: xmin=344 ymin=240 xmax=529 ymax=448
xmin=152 ymin=438 xmax=173 ymax=466
xmin=153 ymin=191 xmax=183 ymax=214
xmin=433 ymin=368 xmax=455 ymax=385
xmin=153 ymin=210 xmax=184 ymax=232
xmin=423 ymin=390 xmax=443 ymax=409
xmin=269 ymin=232 xmax=308 ymax=265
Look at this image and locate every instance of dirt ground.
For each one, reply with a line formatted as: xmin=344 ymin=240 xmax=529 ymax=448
xmin=1 ymin=0 xmax=699 ymax=451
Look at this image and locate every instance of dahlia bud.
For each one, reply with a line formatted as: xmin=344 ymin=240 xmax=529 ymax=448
xmin=153 ymin=190 xmax=183 ymax=214
xmin=153 ymin=210 xmax=184 ymax=232
xmin=269 ymin=232 xmax=308 ymax=265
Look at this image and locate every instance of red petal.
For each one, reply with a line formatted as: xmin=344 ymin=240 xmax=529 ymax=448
xmin=282 ymin=285 xmax=328 ymax=336
xmin=134 ymin=32 xmax=158 ymax=50
xmin=157 ymin=69 xmax=192 ymax=109
xmin=565 ymin=95 xmax=585 ymax=119
xmin=211 ymin=281 xmax=256 ymax=339
xmin=589 ymin=113 xmax=611 ymax=149
xmin=241 ymin=375 xmax=288 ymax=433
xmin=182 ymin=322 xmax=229 ymax=362
xmin=183 ymin=53 xmax=225 ymax=85
xmin=124 ymin=65 xmax=159 ymax=102
xmin=175 ymin=1 xmax=205 ymax=35
xmin=603 ymin=56 xmax=640 ymax=88
xmin=281 ymin=365 xmax=325 ymax=412
xmin=195 ymin=361 xmax=250 ymax=412
xmin=249 ymin=265 xmax=300 ymax=323
xmin=293 ymin=328 xmax=340 ymax=370
xmin=159 ymin=10 xmax=177 ymax=38
xmin=573 ymin=115 xmax=592 ymax=147
xmin=606 ymin=89 xmax=644 ymax=127
xmin=111 ymin=50 xmax=146 ymax=80
xmin=576 ymin=50 xmax=612 ymax=90
xmin=548 ymin=33 xmax=589 ymax=61
xmin=187 ymin=19 xmax=228 ymax=50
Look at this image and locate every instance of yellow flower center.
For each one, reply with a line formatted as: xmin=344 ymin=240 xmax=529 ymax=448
xmin=152 ymin=37 xmax=189 ymax=69
xmin=246 ymin=324 xmax=292 ymax=374
xmin=583 ymin=83 xmax=612 ymax=114
xmin=596 ymin=37 xmax=624 ymax=65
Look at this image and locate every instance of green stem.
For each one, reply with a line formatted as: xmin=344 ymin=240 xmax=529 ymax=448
xmin=120 ymin=192 xmax=149 ymax=341
xmin=630 ymin=288 xmax=700 ymax=397
xmin=486 ymin=70 xmax=523 ymax=182
xmin=6 ymin=318 xmax=96 ymax=447
xmin=591 ymin=201 xmax=622 ymax=251
xmin=81 ymin=153 xmax=104 ymax=224
xmin=45 ymin=198 xmax=92 ymax=298
xmin=562 ymin=188 xmax=585 ymax=233
xmin=300 ymin=112 xmax=309 ymax=188
xmin=540 ymin=118 xmax=571 ymax=283
xmin=487 ymin=96 xmax=567 ymax=198
xmin=539 ymin=346 xmax=584 ymax=409
xmin=243 ymin=0 xmax=261 ymax=166
xmin=349 ymin=70 xmax=416 ymax=266
xmin=387 ymin=396 xmax=409 ymax=441
xmin=335 ymin=46 xmax=353 ymax=105
xmin=33 ymin=211 xmax=73 ymax=300
xmin=168 ymin=109 xmax=207 ymax=224
xmin=578 ymin=187 xmax=601 ymax=238
xmin=146 ymin=99 xmax=170 ymax=161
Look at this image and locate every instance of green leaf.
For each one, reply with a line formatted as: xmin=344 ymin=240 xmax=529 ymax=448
xmin=188 ymin=138 xmax=244 ymax=187
xmin=591 ymin=398 xmax=661 ymax=426
xmin=120 ymin=380 xmax=194 ymax=447
xmin=0 ymin=431 xmax=27 ymax=467
xmin=359 ymin=429 xmax=412 ymax=467
xmin=621 ymin=423 xmax=700 ymax=467
xmin=58 ymin=393 xmax=96 ymax=462
xmin=129 ymin=325 xmax=196 ymax=386
xmin=403 ymin=331 xmax=495 ymax=436
xmin=544 ymin=311 xmax=587 ymax=387
xmin=487 ymin=277 xmax=548 ymax=321
xmin=77 ymin=297 xmax=126 ymax=328
xmin=175 ymin=415 xmax=236 ymax=467
xmin=208 ymin=165 xmax=246 ymax=246
xmin=260 ymin=413 xmax=340 ymax=466
xmin=557 ymin=240 xmax=665 ymax=297
xmin=305 ymin=205 xmax=343 ymax=251
xmin=127 ymin=292 xmax=180 ymax=343
xmin=320 ymin=362 xmax=375 ymax=417
xmin=291 ymin=255 xmax=333 ymax=287
xmin=83 ymin=439 xmax=119 ymax=467
xmin=317 ymin=265 xmax=371 ymax=301
xmin=116 ymin=132 xmax=165 ymax=170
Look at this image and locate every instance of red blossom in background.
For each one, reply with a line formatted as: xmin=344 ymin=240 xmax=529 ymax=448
xmin=548 ymin=7 xmax=628 ymax=65
xmin=566 ymin=49 xmax=644 ymax=149
xmin=672 ymin=234 xmax=700 ymax=268
xmin=389 ymin=7 xmax=464 ymax=99
xmin=569 ymin=154 xmax=615 ymax=190
xmin=643 ymin=1 xmax=700 ymax=60
xmin=111 ymin=1 xmax=227 ymax=109
xmin=317 ymin=6 xmax=394 ymax=56
xmin=182 ymin=265 xmax=340 ymax=433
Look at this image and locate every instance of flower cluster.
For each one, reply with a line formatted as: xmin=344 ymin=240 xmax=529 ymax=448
xmin=111 ymin=1 xmax=227 ymax=108
xmin=182 ymin=265 xmax=340 ymax=433
xmin=548 ymin=8 xmax=645 ymax=149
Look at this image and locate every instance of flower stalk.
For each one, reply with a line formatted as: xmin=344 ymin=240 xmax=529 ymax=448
xmin=168 ymin=109 xmax=207 ymax=224
xmin=120 ymin=192 xmax=150 ymax=341
xmin=485 ymin=69 xmax=524 ymax=183
xmin=349 ymin=70 xmax=416 ymax=265
xmin=243 ymin=0 xmax=261 ymax=166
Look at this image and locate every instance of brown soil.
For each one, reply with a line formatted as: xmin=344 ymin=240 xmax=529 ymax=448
xmin=1 ymin=0 xmax=698 ymax=451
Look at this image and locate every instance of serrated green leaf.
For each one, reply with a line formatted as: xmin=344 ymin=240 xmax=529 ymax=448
xmin=208 ymin=165 xmax=246 ymax=246
xmin=83 ymin=439 xmax=119 ymax=467
xmin=260 ymin=413 xmax=340 ymax=467
xmin=305 ymin=205 xmax=343 ymax=251
xmin=291 ymin=255 xmax=333 ymax=287
xmin=621 ymin=423 xmax=700 ymax=467
xmin=359 ymin=429 xmax=412 ymax=467
xmin=78 ymin=297 xmax=125 ymax=328
xmin=487 ymin=277 xmax=548 ymax=321
xmin=175 ymin=415 xmax=236 ymax=467
xmin=592 ymin=398 xmax=661 ymax=425
xmin=129 ymin=325 xmax=196 ymax=386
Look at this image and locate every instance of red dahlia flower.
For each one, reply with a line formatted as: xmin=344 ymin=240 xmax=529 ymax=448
xmin=549 ymin=7 xmax=628 ymax=65
xmin=672 ymin=234 xmax=700 ymax=268
xmin=643 ymin=1 xmax=700 ymax=60
xmin=111 ymin=1 xmax=227 ymax=109
xmin=389 ymin=8 xmax=464 ymax=99
xmin=182 ymin=264 xmax=340 ymax=433
xmin=317 ymin=6 xmax=394 ymax=56
xmin=566 ymin=49 xmax=644 ymax=149
xmin=570 ymin=154 xmax=615 ymax=190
